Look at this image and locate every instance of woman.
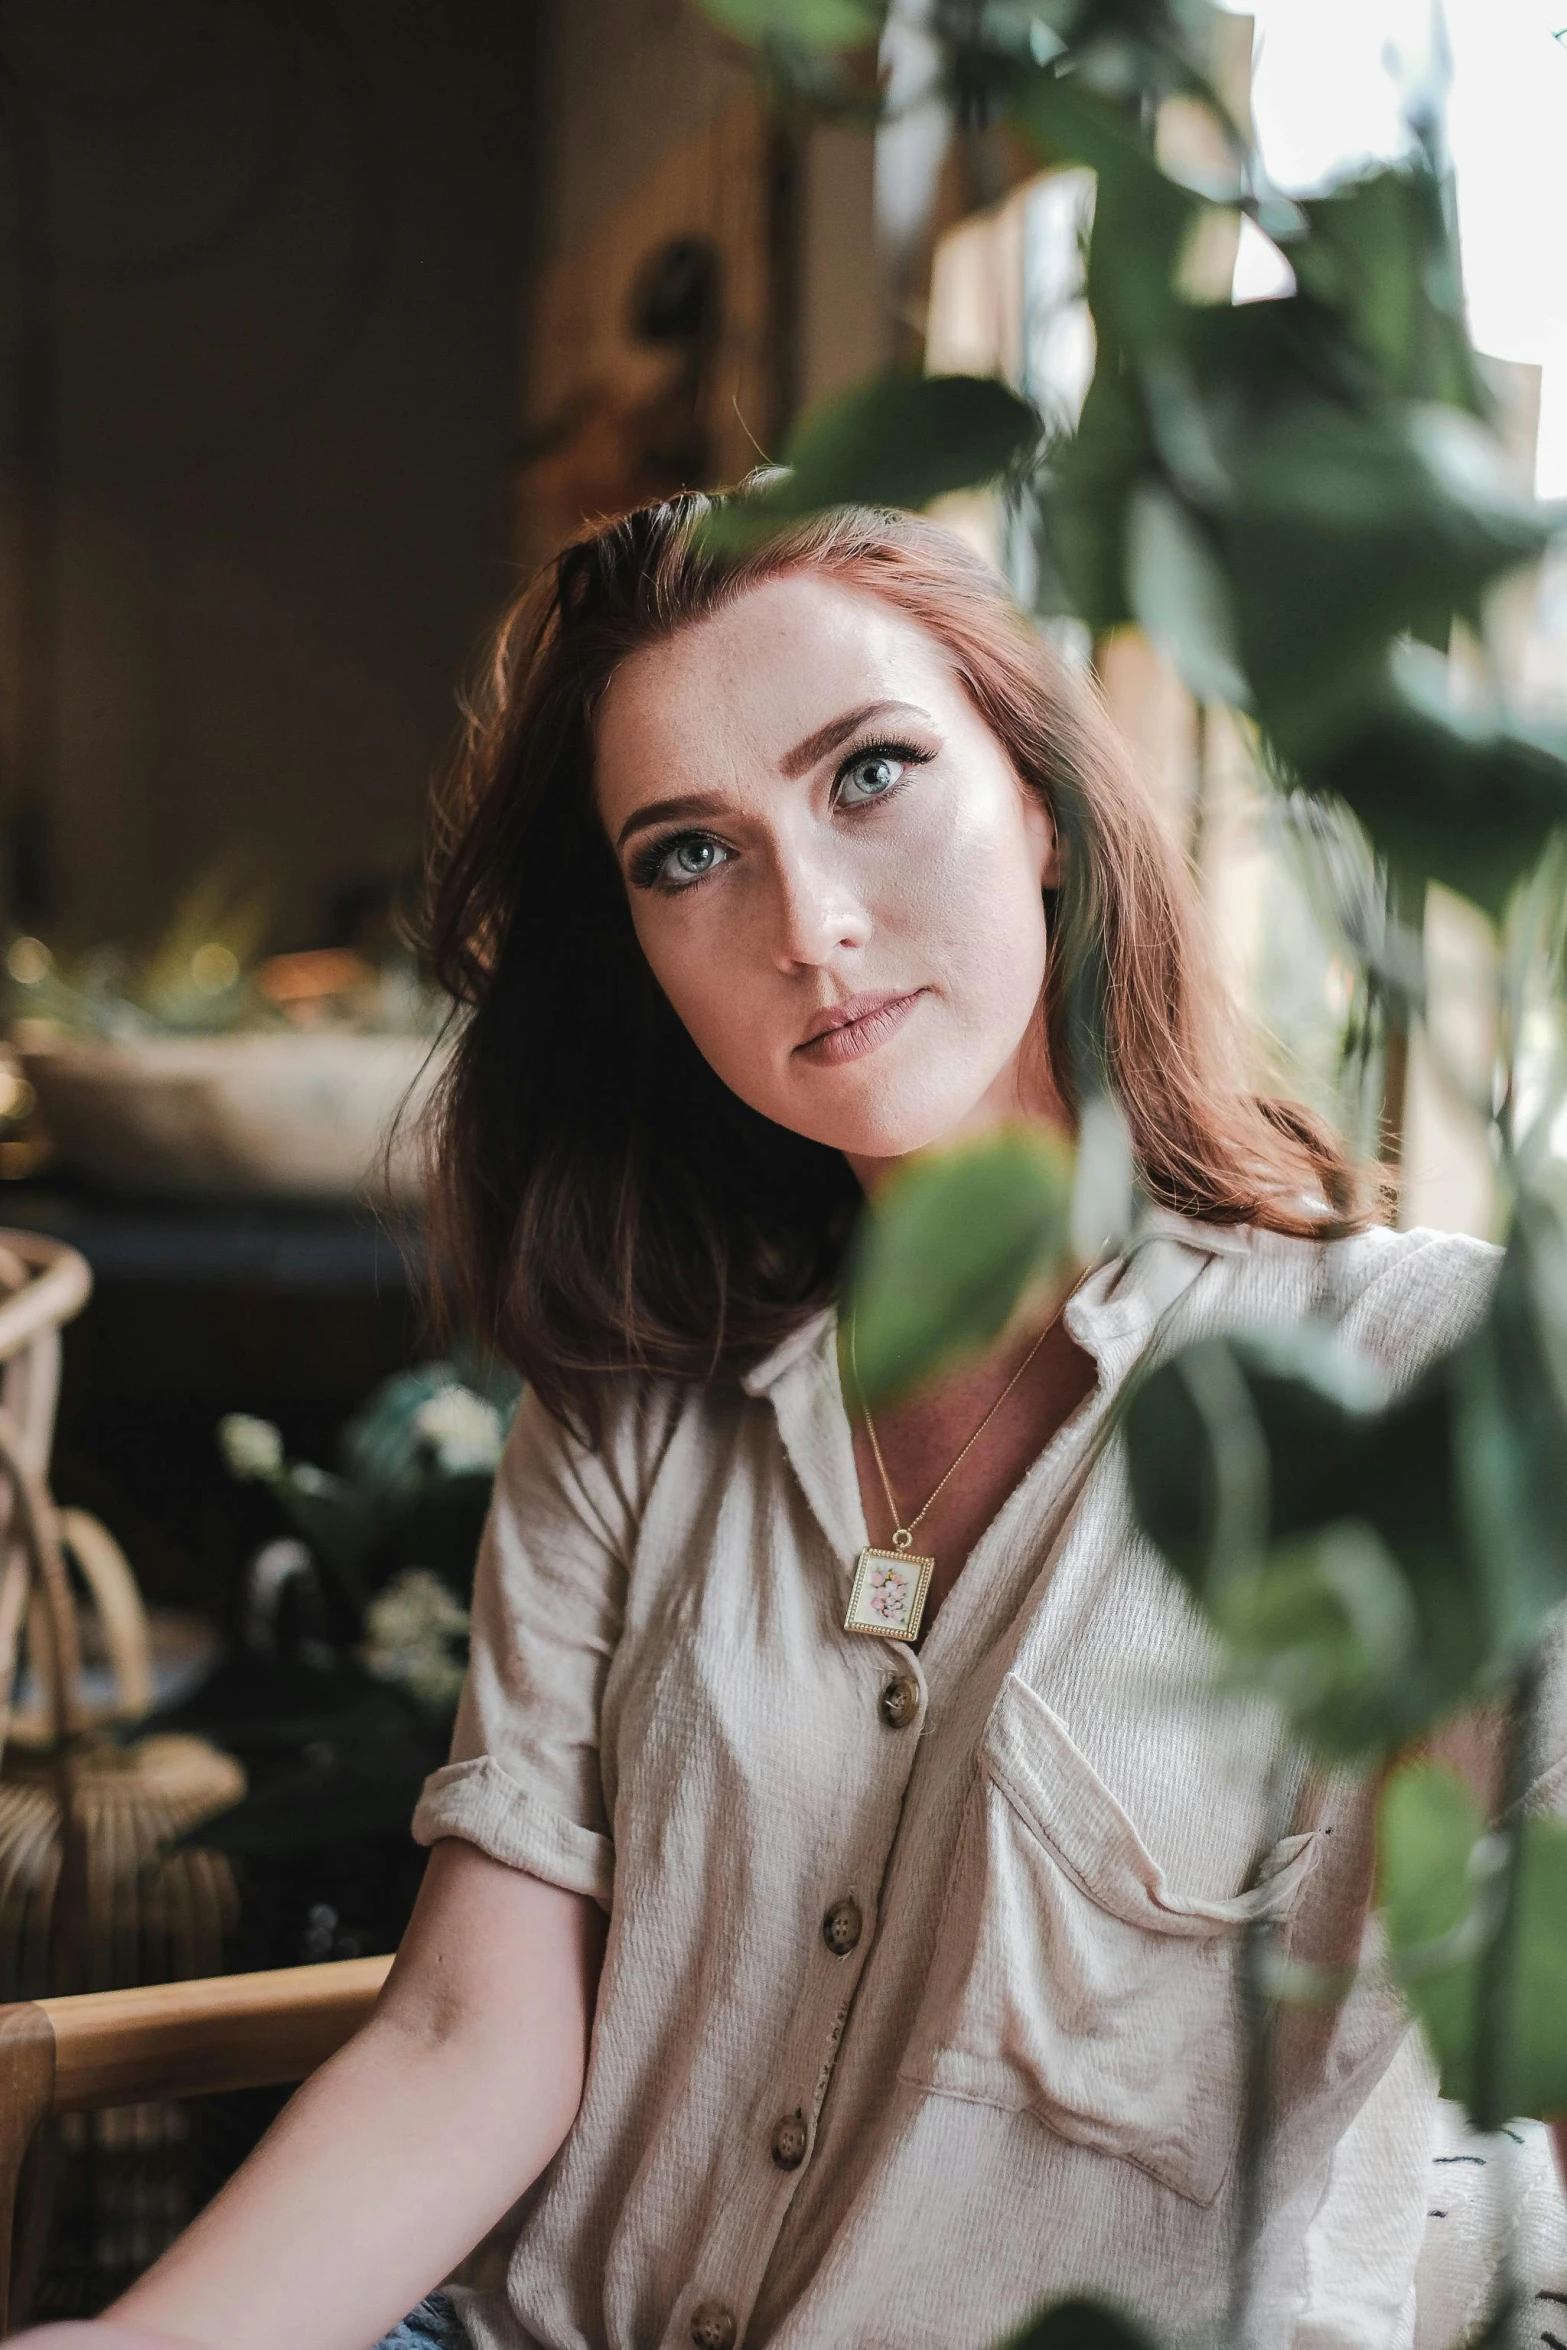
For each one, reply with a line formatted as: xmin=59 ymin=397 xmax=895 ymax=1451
xmin=38 ymin=498 xmax=1510 ymax=2350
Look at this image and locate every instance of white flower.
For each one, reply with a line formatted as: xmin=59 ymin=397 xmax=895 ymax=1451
xmin=413 ymin=1385 xmax=505 ymax=1476
xmin=219 ymin=1413 xmax=284 ymax=1482
xmin=361 ymin=1568 xmax=470 ymax=1708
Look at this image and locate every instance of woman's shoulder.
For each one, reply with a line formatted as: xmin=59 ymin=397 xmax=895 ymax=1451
xmin=1242 ymin=1216 xmax=1501 ymax=1387
xmin=494 ymin=1359 xmax=751 ymax=1533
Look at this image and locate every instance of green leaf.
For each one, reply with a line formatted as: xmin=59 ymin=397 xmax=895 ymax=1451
xmin=1290 ymin=161 xmax=1485 ymax=416
xmin=1039 ymin=370 xmax=1153 ymax=633
xmin=1453 ymin=1185 xmax=1567 ymax=1658
xmin=1208 ymin=1521 xmax=1416 ymax=1759
xmin=1124 ymin=481 xmax=1248 ymax=706
xmin=272 ymin=1464 xmax=377 ymax=1591
xmin=1509 ymin=1814 xmax=1567 ymax=2121
xmin=339 ymin=1361 xmax=466 ymax=1502
xmin=1124 ymin=1324 xmax=1388 ymax=1589
xmin=1183 ymin=288 xmax=1373 ymax=448
xmin=1008 ymin=69 xmax=1199 ymax=350
xmin=1378 ymin=1760 xmax=1485 ymax=2105
xmin=1295 ymin=652 xmax=1567 ymax=920
xmin=963 ymin=2 xmax=1069 ymax=67
xmin=715 ymin=372 xmax=1041 ymax=540
xmin=1351 ymin=1369 xmax=1493 ymax=1738
xmin=694 ymin=0 xmax=883 ymax=48
xmin=1006 ymin=2297 xmax=1163 ymax=2350
xmin=1124 ymin=1324 xmax=1506 ymax=1753
xmin=1378 ymin=1762 xmax=1567 ymax=2122
xmin=844 ymin=1130 xmax=1077 ymax=1406
xmin=1227 ymin=401 xmax=1551 ymax=737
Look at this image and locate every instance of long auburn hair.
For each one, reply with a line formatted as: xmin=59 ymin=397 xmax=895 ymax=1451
xmin=421 ymin=493 xmax=1385 ymax=1436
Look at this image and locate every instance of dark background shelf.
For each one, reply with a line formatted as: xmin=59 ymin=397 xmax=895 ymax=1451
xmin=0 ymin=1179 xmax=429 ymax=1617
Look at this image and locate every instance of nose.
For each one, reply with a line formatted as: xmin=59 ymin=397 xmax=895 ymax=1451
xmin=769 ymin=836 xmax=870 ymax=974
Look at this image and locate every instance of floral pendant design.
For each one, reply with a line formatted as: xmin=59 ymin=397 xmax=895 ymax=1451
xmin=843 ymin=1545 xmax=935 ymax=1644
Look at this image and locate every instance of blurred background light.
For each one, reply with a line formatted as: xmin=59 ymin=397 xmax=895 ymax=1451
xmin=1222 ymin=0 xmax=1566 ymax=496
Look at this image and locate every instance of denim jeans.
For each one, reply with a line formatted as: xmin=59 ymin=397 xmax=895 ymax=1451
xmin=373 ymin=2291 xmax=469 ymax=2350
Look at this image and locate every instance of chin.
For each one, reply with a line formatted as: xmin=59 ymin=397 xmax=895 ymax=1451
xmin=776 ymin=1070 xmax=1002 ymax=1161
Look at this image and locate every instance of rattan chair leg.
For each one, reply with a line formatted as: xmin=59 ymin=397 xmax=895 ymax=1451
xmin=0 ymin=2002 xmax=55 ymax=2336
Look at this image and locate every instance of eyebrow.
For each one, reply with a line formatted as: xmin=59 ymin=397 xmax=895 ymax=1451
xmin=613 ymin=699 xmax=933 ymax=850
xmin=615 ymin=792 xmax=733 ymax=851
xmin=778 ymin=699 xmax=931 ymax=779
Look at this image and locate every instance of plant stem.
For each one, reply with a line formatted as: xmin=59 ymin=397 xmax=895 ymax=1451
xmin=1226 ymin=1908 xmax=1273 ymax=2350
xmin=1226 ymin=1764 xmax=1294 ymax=2350
xmin=1468 ymin=1654 xmax=1542 ymax=2343
xmin=1471 ymin=1655 xmax=1540 ymax=2134
xmin=1377 ymin=867 xmax=1425 ymax=1186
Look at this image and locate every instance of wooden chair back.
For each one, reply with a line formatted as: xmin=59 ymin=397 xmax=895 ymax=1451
xmin=0 ymin=1954 xmax=392 ymax=2334
xmin=0 ymin=1234 xmax=93 ymax=1761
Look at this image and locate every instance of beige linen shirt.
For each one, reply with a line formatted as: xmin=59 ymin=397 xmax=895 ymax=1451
xmin=411 ymin=1205 xmax=1512 ymax=2350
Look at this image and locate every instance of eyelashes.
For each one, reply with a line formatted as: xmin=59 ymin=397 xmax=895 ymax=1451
xmin=628 ymin=831 xmax=718 ymax=892
xmin=627 ymin=737 xmax=932 ymax=897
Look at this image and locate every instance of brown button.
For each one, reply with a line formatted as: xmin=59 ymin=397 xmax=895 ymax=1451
xmin=770 ymin=2109 xmax=808 ymax=2170
xmin=690 ymin=2302 xmax=737 ymax=2350
xmin=822 ymin=1896 xmax=862 ymax=1956
xmin=879 ymin=1676 xmax=919 ymax=1728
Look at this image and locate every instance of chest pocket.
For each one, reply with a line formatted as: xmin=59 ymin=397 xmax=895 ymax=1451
xmin=897 ymin=1674 xmax=1317 ymax=2207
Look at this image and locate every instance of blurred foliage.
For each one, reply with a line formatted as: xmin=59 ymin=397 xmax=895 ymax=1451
xmin=695 ymin=0 xmax=1565 ymax=923
xmin=1007 ymin=2303 xmax=1160 ymax=2350
xmin=3 ymin=867 xmax=443 ymax=1041
xmin=218 ymin=1352 xmax=518 ymax=1643
xmin=701 ymin=0 xmax=883 ymax=46
xmin=697 ymin=0 xmax=1567 ymax=2333
xmin=1120 ymin=1164 xmax=1567 ymax=1762
xmin=710 ymin=371 xmax=1042 ymax=546
xmin=845 ymin=1127 xmax=1076 ymax=1404
xmin=1379 ymin=1762 xmax=1567 ymax=2124
xmin=170 ymin=1355 xmax=520 ymax=1884
xmin=6 ymin=868 xmax=273 ymax=1038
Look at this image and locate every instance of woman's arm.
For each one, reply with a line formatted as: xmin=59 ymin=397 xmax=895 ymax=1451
xmin=82 ymin=1837 xmax=602 ymax=2350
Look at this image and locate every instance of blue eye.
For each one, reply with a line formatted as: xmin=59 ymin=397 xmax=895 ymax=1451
xmin=631 ymin=831 xmax=732 ymax=892
xmin=837 ymin=751 xmax=906 ymax=807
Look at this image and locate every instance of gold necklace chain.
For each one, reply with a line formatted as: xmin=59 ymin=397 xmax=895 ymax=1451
xmin=848 ymin=1310 xmax=1057 ymax=1554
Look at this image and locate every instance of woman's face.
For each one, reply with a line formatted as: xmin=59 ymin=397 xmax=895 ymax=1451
xmin=593 ymin=573 xmax=1063 ymax=1180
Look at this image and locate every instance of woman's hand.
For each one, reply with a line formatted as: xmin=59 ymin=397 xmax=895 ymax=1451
xmin=24 ymin=1841 xmax=604 ymax=2350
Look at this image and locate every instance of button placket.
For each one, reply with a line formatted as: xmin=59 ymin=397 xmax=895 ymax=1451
xmin=662 ymin=1633 xmax=927 ymax=2350
xmin=665 ymin=1845 xmax=889 ymax=2348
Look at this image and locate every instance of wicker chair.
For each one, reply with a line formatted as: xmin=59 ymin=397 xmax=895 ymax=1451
xmin=0 ymin=1229 xmax=393 ymax=2328
xmin=0 ymin=1952 xmax=391 ymax=2333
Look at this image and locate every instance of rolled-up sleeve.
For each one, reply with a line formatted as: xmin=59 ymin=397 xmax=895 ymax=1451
xmin=411 ymin=1384 xmax=635 ymax=1908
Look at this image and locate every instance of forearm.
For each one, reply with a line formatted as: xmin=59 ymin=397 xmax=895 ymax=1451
xmin=90 ymin=1845 xmax=603 ymax=2350
xmin=105 ymin=1999 xmax=578 ymax=2350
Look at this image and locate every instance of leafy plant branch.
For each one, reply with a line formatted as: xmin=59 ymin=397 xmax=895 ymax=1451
xmin=695 ymin=0 xmax=1567 ymax=2338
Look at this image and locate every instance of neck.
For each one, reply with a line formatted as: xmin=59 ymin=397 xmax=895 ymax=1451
xmin=843 ymin=1059 xmax=1073 ymax=1201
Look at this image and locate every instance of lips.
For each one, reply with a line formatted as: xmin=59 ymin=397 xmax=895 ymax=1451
xmin=794 ymin=989 xmax=926 ymax=1065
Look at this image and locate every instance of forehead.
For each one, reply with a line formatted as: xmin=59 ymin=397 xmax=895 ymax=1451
xmin=593 ymin=573 xmax=962 ymax=804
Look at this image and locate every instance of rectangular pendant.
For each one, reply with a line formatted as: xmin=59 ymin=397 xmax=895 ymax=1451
xmin=844 ymin=1545 xmax=935 ymax=1644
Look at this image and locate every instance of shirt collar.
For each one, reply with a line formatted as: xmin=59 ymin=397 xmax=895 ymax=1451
xmin=739 ymin=1203 xmax=1252 ymax=1401
xmin=740 ymin=1304 xmax=839 ymax=1398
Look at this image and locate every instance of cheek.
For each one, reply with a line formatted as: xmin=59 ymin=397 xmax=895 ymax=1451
xmin=895 ymin=779 xmax=1051 ymax=993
